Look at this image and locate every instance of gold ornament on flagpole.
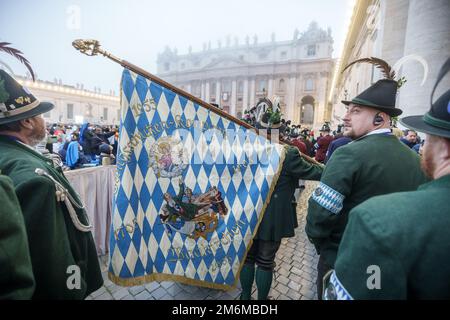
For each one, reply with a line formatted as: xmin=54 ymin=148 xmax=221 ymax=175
xmin=72 ymin=39 xmax=101 ymax=56
xmin=72 ymin=39 xmax=122 ymax=64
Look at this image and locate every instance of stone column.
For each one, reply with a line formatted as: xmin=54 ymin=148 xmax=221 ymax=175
xmin=231 ymin=80 xmax=237 ymax=116
xmin=186 ymin=83 xmax=192 ymax=94
xmin=380 ymin=0 xmax=409 ymax=64
xmin=215 ymin=80 xmax=221 ymax=104
xmin=249 ymin=78 xmax=256 ymax=108
xmin=205 ymin=82 xmax=210 ymax=103
xmin=243 ymin=79 xmax=249 ymax=110
xmin=268 ymin=77 xmax=274 ymax=98
xmin=315 ymin=74 xmax=327 ymax=126
xmin=200 ymin=82 xmax=205 ymax=100
xmin=398 ymin=0 xmax=450 ymax=117
xmin=287 ymin=76 xmax=297 ymax=122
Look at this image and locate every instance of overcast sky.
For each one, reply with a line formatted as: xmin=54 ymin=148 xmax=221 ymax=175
xmin=1 ymin=0 xmax=354 ymax=94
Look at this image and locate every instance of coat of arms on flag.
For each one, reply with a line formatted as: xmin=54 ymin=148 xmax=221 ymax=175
xmin=108 ymin=68 xmax=286 ymax=290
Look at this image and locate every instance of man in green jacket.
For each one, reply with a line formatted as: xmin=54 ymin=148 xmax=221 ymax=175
xmin=325 ymin=58 xmax=450 ymax=299
xmin=305 ymin=59 xmax=428 ymax=298
xmin=0 ymin=174 xmax=35 ymax=299
xmin=0 ymin=70 xmax=103 ymax=299
xmin=240 ymin=99 xmax=323 ymax=300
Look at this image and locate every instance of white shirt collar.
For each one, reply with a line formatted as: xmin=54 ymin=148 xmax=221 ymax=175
xmin=365 ymin=128 xmax=392 ymax=136
xmin=354 ymin=128 xmax=392 ymax=142
xmin=16 ymin=139 xmax=47 ymax=156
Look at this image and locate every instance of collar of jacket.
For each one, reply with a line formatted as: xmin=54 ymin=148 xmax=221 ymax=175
xmin=418 ymin=174 xmax=450 ymax=191
xmin=352 ymin=128 xmax=393 ymax=143
xmin=0 ymin=135 xmax=56 ymax=167
xmin=0 ymin=135 xmax=85 ymax=210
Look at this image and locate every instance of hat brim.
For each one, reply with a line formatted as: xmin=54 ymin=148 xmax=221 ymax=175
xmin=341 ymin=100 xmax=352 ymax=106
xmin=400 ymin=115 xmax=450 ymax=139
xmin=341 ymin=100 xmax=403 ymax=117
xmin=0 ymin=101 xmax=54 ymax=125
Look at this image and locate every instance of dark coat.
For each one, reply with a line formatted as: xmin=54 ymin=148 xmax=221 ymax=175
xmin=324 ymin=136 xmax=352 ymax=164
xmin=0 ymin=175 xmax=35 ymax=299
xmin=334 ymin=174 xmax=450 ymax=299
xmin=0 ymin=136 xmax=103 ymax=299
xmin=306 ymin=134 xmax=428 ymax=267
xmin=255 ymin=146 xmax=322 ymax=241
xmin=315 ymin=134 xmax=334 ymax=163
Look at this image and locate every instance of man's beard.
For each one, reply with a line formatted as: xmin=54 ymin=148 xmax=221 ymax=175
xmin=343 ymin=127 xmax=358 ymax=139
xmin=420 ymin=151 xmax=435 ymax=179
xmin=28 ymin=128 xmax=47 ymax=147
xmin=342 ymin=129 xmax=352 ymax=138
xmin=343 ymin=126 xmax=371 ymax=140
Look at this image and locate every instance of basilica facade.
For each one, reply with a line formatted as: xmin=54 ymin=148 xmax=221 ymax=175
xmin=157 ymin=22 xmax=335 ymax=129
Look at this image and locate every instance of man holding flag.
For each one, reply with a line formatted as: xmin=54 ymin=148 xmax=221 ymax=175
xmin=74 ymin=39 xmax=313 ymax=292
xmin=107 ymin=65 xmax=292 ymax=291
xmin=239 ymin=106 xmax=323 ymax=300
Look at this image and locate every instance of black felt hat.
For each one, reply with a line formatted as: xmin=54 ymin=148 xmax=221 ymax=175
xmin=341 ymin=57 xmax=403 ymax=117
xmin=319 ymin=123 xmax=331 ymax=132
xmin=341 ymin=79 xmax=403 ymax=117
xmin=400 ymin=58 xmax=450 ymax=139
xmin=0 ymin=70 xmax=54 ymax=125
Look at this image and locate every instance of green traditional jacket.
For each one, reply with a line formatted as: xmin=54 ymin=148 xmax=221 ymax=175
xmin=0 ymin=136 xmax=103 ymax=299
xmin=305 ymin=133 xmax=427 ymax=267
xmin=0 ymin=175 xmax=35 ymax=299
xmin=255 ymin=146 xmax=322 ymax=241
xmin=331 ymin=174 xmax=450 ymax=299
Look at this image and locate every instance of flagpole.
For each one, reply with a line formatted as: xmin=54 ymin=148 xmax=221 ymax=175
xmin=72 ymin=39 xmax=323 ymax=167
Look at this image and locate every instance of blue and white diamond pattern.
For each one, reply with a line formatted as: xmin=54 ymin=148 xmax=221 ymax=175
xmin=311 ymin=182 xmax=345 ymax=214
xmin=330 ymin=271 xmax=353 ymax=300
xmin=109 ymin=68 xmax=285 ymax=289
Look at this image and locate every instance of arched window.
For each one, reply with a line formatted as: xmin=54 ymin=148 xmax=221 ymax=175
xmin=278 ymin=79 xmax=285 ymax=92
xmin=300 ymin=96 xmax=315 ymax=124
xmin=238 ymin=81 xmax=243 ymax=93
xmin=222 ymin=80 xmax=231 ymax=92
xmin=305 ymin=78 xmax=314 ymax=91
xmin=193 ymin=83 xmax=201 ymax=96
xmin=258 ymin=79 xmax=267 ymax=92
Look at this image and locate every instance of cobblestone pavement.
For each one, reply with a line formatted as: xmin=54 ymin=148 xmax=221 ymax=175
xmin=87 ymin=181 xmax=319 ymax=300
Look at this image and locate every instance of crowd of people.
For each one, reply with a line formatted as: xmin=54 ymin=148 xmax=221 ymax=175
xmin=0 ymin=53 xmax=449 ymax=300
xmin=281 ymin=120 xmax=424 ymax=165
xmin=40 ymin=113 xmax=424 ymax=172
xmin=37 ymin=122 xmax=119 ymax=170
xmin=242 ymin=101 xmax=426 ymax=166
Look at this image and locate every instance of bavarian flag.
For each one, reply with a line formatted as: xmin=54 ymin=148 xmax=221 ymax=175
xmin=109 ymin=68 xmax=286 ymax=290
